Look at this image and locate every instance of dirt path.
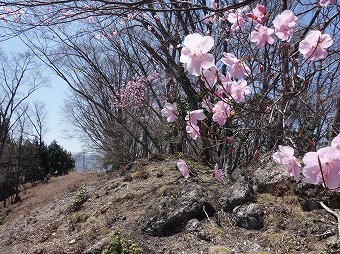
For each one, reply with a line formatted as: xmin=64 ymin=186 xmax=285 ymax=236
xmin=1 ymin=172 xmax=96 ymax=223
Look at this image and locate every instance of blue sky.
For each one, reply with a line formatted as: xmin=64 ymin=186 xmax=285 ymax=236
xmin=1 ymin=38 xmax=84 ymax=154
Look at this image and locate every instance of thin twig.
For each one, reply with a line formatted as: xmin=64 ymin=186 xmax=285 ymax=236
xmin=317 ymin=155 xmax=327 ymax=190
xmin=202 ymin=205 xmax=214 ymax=226
xmin=320 ymin=202 xmax=340 ymax=241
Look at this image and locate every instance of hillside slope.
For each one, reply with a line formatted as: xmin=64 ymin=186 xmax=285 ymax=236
xmin=0 ymin=156 xmax=339 ymax=254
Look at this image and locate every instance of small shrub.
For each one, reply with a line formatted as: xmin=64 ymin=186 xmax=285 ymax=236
xmin=100 ymin=227 xmax=111 ymax=236
xmin=102 ymin=230 xmax=143 ymax=254
xmin=72 ymin=186 xmax=88 ymax=210
xmin=72 ymin=212 xmax=89 ymax=223
xmin=0 ymin=212 xmax=5 ymax=225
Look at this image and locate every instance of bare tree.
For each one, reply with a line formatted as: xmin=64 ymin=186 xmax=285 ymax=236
xmin=0 ymin=51 xmax=46 ymax=160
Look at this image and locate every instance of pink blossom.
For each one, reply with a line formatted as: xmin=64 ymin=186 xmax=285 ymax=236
xmin=186 ymin=123 xmax=201 ymax=140
xmin=273 ymin=10 xmax=298 ymax=42
xmin=215 ymin=72 xmax=232 ymax=98
xmin=246 ymin=4 xmax=267 ymax=23
xmin=95 ymin=34 xmax=104 ymax=40
xmin=60 ymin=10 xmax=73 ymax=20
xmin=161 ymin=102 xmax=178 ymax=122
xmin=180 ymin=33 xmax=215 ymax=76
xmin=253 ymin=150 xmax=259 ymax=160
xmin=201 ymin=66 xmax=218 ymax=89
xmin=299 ymin=30 xmax=333 ymax=61
xmin=113 ymin=77 xmax=148 ymax=108
xmin=227 ymin=10 xmax=245 ymax=30
xmin=250 ymin=24 xmax=275 ymax=48
xmin=272 ymin=145 xmax=301 ymax=182
xmin=319 ymin=0 xmax=336 ymax=6
xmin=177 ymin=159 xmax=190 ymax=178
xmin=202 ymin=99 xmax=213 ymax=113
xmin=87 ymin=16 xmax=94 ymax=23
xmin=230 ymin=80 xmax=251 ymax=103
xmin=185 ymin=109 xmax=206 ymax=125
xmin=331 ymin=133 xmax=340 ymax=150
xmin=214 ymin=164 xmax=223 ymax=182
xmin=221 ymin=53 xmax=250 ymax=79
xmin=303 ymin=147 xmax=340 ymax=191
xmin=211 ymin=0 xmax=218 ymax=9
xmin=212 ymin=101 xmax=231 ymax=126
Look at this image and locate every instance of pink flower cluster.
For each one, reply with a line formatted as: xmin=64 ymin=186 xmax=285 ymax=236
xmin=162 ymin=3 xmax=335 ymax=183
xmin=0 ymin=6 xmax=24 ymax=22
xmin=273 ymin=134 xmax=340 ymax=192
xmin=113 ymin=72 xmax=159 ymax=108
xmin=162 ymin=32 xmax=253 ymax=141
xmin=227 ymin=5 xmax=333 ymax=61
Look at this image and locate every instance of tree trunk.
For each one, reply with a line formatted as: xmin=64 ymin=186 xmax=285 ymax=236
xmin=329 ymin=87 xmax=340 ymax=142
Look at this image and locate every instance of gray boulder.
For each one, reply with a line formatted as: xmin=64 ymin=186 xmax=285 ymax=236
xmin=251 ymin=162 xmax=291 ymax=193
xmin=232 ymin=203 xmax=264 ymax=230
xmin=217 ymin=181 xmax=255 ymax=211
xmin=139 ymin=183 xmax=215 ymax=236
xmin=185 ymin=218 xmax=210 ymax=241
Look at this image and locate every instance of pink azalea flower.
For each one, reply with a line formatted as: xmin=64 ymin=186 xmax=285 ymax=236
xmin=230 ymin=80 xmax=251 ymax=103
xmin=185 ymin=109 xmax=206 ymax=125
xmin=246 ymin=4 xmax=267 ymax=23
xmin=272 ymin=145 xmax=301 ymax=182
xmin=299 ymin=30 xmax=333 ymax=61
xmin=303 ymin=147 xmax=340 ymax=191
xmin=215 ymin=72 xmax=232 ymax=98
xmin=201 ymin=66 xmax=218 ymax=89
xmin=250 ymin=24 xmax=275 ymax=48
xmin=227 ymin=10 xmax=245 ymax=30
xmin=186 ymin=123 xmax=201 ymax=140
xmin=202 ymin=99 xmax=213 ymax=113
xmin=177 ymin=159 xmax=190 ymax=178
xmin=212 ymin=101 xmax=231 ymax=126
xmin=331 ymin=133 xmax=340 ymax=150
xmin=273 ymin=10 xmax=298 ymax=42
xmin=214 ymin=163 xmax=223 ymax=182
xmin=215 ymin=83 xmax=231 ymax=99
xmin=161 ymin=102 xmax=178 ymax=122
xmin=180 ymin=33 xmax=215 ymax=76
xmin=319 ymin=0 xmax=336 ymax=6
xmin=221 ymin=53 xmax=250 ymax=79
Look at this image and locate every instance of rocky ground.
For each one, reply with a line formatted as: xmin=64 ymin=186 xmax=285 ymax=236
xmin=0 ymin=154 xmax=340 ymax=254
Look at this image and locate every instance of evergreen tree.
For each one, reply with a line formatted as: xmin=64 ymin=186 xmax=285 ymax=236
xmin=48 ymin=140 xmax=74 ymax=176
